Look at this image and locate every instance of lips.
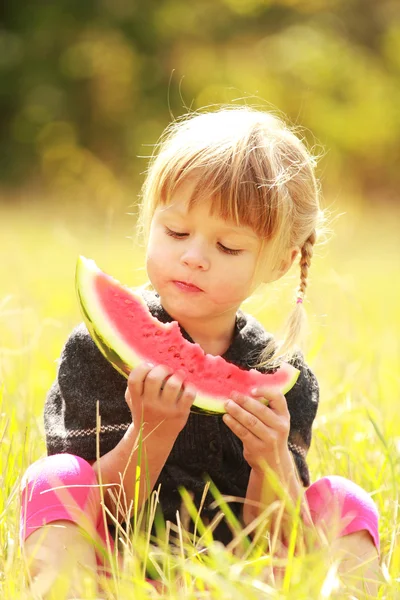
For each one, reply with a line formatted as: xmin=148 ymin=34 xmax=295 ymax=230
xmin=173 ymin=280 xmax=203 ymax=291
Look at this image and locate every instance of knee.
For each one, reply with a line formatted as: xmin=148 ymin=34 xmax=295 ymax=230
xmin=20 ymin=455 xmax=104 ymax=549
xmin=305 ymin=476 xmax=380 ymax=551
xmin=20 ymin=454 xmax=100 ymax=513
xmin=22 ymin=454 xmax=97 ymax=491
xmin=306 ymin=475 xmax=379 ymax=523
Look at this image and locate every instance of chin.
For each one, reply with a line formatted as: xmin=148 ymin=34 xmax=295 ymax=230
xmin=163 ymin=296 xmax=204 ymax=314
xmin=159 ymin=293 xmax=207 ymax=318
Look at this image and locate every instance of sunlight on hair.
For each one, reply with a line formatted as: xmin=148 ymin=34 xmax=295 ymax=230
xmin=137 ymin=105 xmax=328 ymax=367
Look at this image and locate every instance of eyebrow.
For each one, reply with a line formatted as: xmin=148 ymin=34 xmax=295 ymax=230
xmin=162 ymin=206 xmax=258 ymax=239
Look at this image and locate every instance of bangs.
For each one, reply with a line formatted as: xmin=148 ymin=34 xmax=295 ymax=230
xmin=149 ymin=131 xmax=284 ymax=243
xmin=138 ymin=107 xmax=317 ymax=260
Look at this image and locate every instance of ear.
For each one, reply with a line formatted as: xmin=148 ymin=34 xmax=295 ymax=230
xmin=269 ymin=246 xmax=300 ymax=283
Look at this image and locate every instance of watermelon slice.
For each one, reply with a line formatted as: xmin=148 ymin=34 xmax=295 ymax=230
xmin=75 ymin=256 xmax=299 ymax=414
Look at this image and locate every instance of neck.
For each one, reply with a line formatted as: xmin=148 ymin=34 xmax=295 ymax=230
xmin=166 ymin=309 xmax=237 ymax=356
xmin=189 ymin=331 xmax=234 ymax=356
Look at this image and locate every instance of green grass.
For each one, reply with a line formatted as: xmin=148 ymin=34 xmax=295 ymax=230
xmin=1 ymin=197 xmax=399 ymax=598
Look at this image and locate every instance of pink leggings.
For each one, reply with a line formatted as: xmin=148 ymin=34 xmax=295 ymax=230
xmin=20 ymin=454 xmax=380 ymax=565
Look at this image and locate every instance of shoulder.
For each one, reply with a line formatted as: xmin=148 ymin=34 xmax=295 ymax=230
xmin=283 ymin=349 xmax=320 ymax=448
xmin=286 ymin=350 xmax=319 ymax=406
xmin=235 ymin=309 xmax=273 ymax=347
xmin=237 ymin=310 xmax=319 ymax=412
xmin=57 ymin=323 xmax=126 ymax=394
xmin=46 ymin=322 xmax=128 ymax=420
xmin=59 ymin=322 xmax=106 ymax=371
xmin=225 ymin=308 xmax=274 ymax=368
xmin=61 ymin=322 xmax=98 ymax=358
xmin=237 ymin=309 xmax=319 ymax=399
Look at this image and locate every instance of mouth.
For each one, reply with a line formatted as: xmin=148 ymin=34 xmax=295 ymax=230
xmin=173 ymin=280 xmax=203 ymax=292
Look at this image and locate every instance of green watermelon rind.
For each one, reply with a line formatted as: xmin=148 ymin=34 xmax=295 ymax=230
xmin=75 ymin=256 xmax=300 ymax=415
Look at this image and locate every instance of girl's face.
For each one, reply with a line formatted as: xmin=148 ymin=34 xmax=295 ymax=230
xmin=145 ymin=178 xmax=279 ymax=324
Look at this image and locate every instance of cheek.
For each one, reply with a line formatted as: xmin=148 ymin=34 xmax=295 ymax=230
xmin=147 ymin=249 xmax=162 ymax=271
xmin=146 ymin=245 xmax=162 ymax=280
xmin=212 ymin=261 xmax=256 ymax=295
xmin=146 ymin=238 xmax=177 ymax=282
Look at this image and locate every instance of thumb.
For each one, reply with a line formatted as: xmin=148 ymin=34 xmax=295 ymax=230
xmin=125 ymin=386 xmax=133 ymax=411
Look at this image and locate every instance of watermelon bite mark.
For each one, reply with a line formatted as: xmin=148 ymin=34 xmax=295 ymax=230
xmin=76 ymin=256 xmax=300 ymax=414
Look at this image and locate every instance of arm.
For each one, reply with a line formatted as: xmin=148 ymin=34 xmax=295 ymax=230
xmin=243 ymin=448 xmax=313 ymax=533
xmin=93 ymin=420 xmax=178 ymax=520
xmin=44 ymin=326 xmax=195 ymax=522
xmin=93 ymin=362 xmax=196 ymax=522
xmin=223 ymin=388 xmax=314 ymax=548
xmin=242 ymin=353 xmax=320 ymax=534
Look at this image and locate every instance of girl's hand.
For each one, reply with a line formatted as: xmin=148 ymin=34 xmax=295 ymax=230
xmin=222 ymin=389 xmax=290 ymax=472
xmin=125 ymin=362 xmax=196 ymax=437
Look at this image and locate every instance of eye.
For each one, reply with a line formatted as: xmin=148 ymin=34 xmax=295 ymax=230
xmin=165 ymin=227 xmax=187 ymax=239
xmin=218 ymin=243 xmax=242 ymax=256
xmin=165 ymin=227 xmax=243 ymax=256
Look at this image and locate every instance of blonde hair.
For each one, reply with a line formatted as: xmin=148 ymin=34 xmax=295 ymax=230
xmin=136 ymin=105 xmax=325 ymax=368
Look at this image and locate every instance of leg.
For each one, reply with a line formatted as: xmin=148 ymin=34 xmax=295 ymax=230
xmin=24 ymin=520 xmax=98 ymax=598
xmin=305 ymin=475 xmax=382 ymax=596
xmin=20 ymin=454 xmax=114 ymax=597
xmin=331 ymin=529 xmax=381 ymax=596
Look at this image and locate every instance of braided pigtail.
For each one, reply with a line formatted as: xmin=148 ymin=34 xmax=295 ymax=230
xmin=136 ymin=105 xmax=324 ymax=369
xmin=277 ymin=230 xmax=316 ymax=361
xmin=255 ymin=230 xmax=317 ymax=369
xmin=298 ymin=230 xmax=316 ymax=302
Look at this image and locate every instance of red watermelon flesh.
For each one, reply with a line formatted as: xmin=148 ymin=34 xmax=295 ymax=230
xmin=76 ymin=256 xmax=300 ymax=414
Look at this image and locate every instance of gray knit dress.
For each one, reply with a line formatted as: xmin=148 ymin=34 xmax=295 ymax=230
xmin=44 ymin=289 xmax=319 ymax=545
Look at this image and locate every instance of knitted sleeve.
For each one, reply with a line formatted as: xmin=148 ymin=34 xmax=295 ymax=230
xmin=284 ymin=352 xmax=320 ymax=487
xmin=44 ymin=323 xmax=131 ymax=460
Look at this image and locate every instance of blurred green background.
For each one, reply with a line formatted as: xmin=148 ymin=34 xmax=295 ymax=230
xmin=1 ymin=0 xmax=400 ymax=205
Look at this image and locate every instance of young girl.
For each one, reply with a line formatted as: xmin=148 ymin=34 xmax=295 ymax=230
xmin=21 ymin=106 xmax=380 ymax=596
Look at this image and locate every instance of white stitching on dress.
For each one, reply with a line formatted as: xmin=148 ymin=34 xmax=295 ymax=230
xmin=63 ymin=423 xmax=131 ymax=438
xmin=49 ymin=424 xmax=308 ymax=460
xmin=287 ymin=441 xmax=307 ymax=459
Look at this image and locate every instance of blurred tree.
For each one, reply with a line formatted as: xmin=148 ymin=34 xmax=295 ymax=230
xmin=0 ymin=0 xmax=399 ymax=204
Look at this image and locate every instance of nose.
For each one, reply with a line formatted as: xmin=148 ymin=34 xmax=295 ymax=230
xmin=180 ymin=239 xmax=210 ymax=270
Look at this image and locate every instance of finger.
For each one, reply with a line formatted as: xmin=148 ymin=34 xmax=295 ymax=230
xmin=125 ymin=387 xmax=130 ymax=403
xmin=249 ymin=389 xmax=289 ymax=416
xmin=125 ymin=387 xmax=132 ymax=411
xmin=128 ymin=362 xmax=157 ymax=398
xmin=222 ymin=412 xmax=259 ymax=442
xmin=226 ymin=395 xmax=281 ymax=432
xmin=142 ymin=364 xmax=173 ymax=398
xmin=160 ymin=371 xmax=187 ymax=404
xmin=178 ymin=383 xmax=197 ymax=410
xmin=224 ymin=400 xmax=274 ymax=442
